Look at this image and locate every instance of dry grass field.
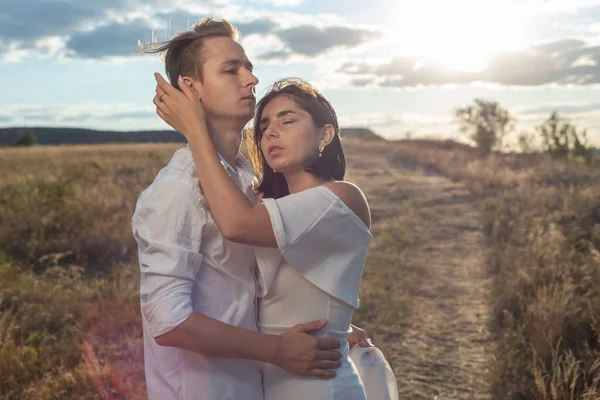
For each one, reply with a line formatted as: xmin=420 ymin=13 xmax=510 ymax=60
xmin=1 ymin=138 xmax=599 ymax=399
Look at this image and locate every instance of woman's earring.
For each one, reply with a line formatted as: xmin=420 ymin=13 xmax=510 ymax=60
xmin=318 ymin=144 xmax=325 ymax=158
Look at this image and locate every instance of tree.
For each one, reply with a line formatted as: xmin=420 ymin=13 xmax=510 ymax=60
xmin=536 ymin=112 xmax=591 ymax=162
xmin=455 ymin=99 xmax=514 ymax=155
xmin=14 ymin=129 xmax=37 ymax=146
xmin=516 ymin=130 xmax=538 ymax=154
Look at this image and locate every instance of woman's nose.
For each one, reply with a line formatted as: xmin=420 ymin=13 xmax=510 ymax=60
xmin=264 ymin=126 xmax=278 ymax=138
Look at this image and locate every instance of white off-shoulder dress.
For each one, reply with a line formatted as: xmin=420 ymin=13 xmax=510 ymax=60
xmin=255 ymin=186 xmax=398 ymax=400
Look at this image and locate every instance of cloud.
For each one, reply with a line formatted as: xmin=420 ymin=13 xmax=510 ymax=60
xmin=0 ymin=0 xmax=182 ymax=43
xmin=66 ymin=20 xmax=155 ymax=59
xmin=517 ymin=102 xmax=600 ymax=115
xmin=273 ymin=25 xmax=381 ymax=57
xmin=63 ymin=18 xmax=380 ymax=60
xmin=337 ymin=112 xmax=455 ymax=139
xmin=339 ymin=113 xmax=405 ymax=128
xmin=0 ymin=42 xmax=30 ymax=62
xmin=253 ymin=24 xmax=383 ymax=61
xmin=350 ymin=78 xmax=374 ymax=86
xmin=526 ymin=0 xmax=600 ymax=13
xmin=250 ymin=0 xmax=303 ymax=6
xmin=60 ymin=111 xmax=157 ymax=123
xmin=236 ymin=19 xmax=279 ymax=37
xmin=0 ymin=0 xmax=381 ymax=62
xmin=0 ymin=0 xmax=219 ymax=60
xmin=338 ymin=39 xmax=600 ymax=88
xmin=0 ymin=1 xmax=102 ymax=44
xmin=0 ymin=104 xmax=157 ymax=126
xmin=257 ymin=50 xmax=292 ymax=60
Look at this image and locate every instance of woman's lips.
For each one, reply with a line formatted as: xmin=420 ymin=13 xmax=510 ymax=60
xmin=268 ymin=146 xmax=283 ymax=156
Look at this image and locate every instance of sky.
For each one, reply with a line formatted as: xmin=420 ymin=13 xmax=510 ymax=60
xmin=2 ymin=0 xmax=600 ymax=144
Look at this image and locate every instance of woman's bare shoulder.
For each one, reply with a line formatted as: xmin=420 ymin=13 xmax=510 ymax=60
xmin=321 ymin=181 xmax=371 ymax=229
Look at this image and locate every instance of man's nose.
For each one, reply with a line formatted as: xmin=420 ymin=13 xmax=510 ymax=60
xmin=246 ymin=70 xmax=259 ymax=88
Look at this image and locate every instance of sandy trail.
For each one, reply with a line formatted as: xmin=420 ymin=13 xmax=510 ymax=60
xmin=346 ymin=140 xmax=492 ymax=400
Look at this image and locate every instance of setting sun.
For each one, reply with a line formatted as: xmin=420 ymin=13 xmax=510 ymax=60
xmin=389 ymin=0 xmax=529 ymax=71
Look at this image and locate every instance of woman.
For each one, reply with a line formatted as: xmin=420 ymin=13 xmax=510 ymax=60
xmin=154 ymin=76 xmax=397 ymax=399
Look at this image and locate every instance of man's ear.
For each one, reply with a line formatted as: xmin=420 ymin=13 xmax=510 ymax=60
xmin=180 ymin=76 xmax=203 ymax=100
xmin=320 ymin=124 xmax=336 ymax=146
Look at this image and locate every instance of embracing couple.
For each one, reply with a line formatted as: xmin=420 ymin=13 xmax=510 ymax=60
xmin=132 ymin=17 xmax=397 ymax=400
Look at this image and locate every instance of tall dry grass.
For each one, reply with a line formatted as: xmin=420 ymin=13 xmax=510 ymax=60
xmin=0 ymin=143 xmax=181 ymax=399
xmin=2 ymin=140 xmax=599 ymax=399
xmin=0 ymin=140 xmax=423 ymax=399
xmin=394 ymin=140 xmax=600 ymax=399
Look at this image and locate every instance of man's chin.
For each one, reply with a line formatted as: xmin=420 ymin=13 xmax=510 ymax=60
xmin=214 ymin=109 xmax=255 ymax=126
xmin=235 ymin=110 xmax=256 ymax=122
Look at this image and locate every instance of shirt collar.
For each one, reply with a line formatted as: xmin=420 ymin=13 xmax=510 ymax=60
xmin=218 ymin=153 xmax=237 ymax=175
xmin=185 ymin=143 xmax=255 ymax=178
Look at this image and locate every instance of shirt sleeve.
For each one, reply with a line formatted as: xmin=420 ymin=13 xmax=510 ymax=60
xmin=132 ymin=180 xmax=208 ymax=338
xmin=260 ymin=186 xmax=372 ymax=307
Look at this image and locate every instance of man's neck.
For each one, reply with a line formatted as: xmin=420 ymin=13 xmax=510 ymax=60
xmin=204 ymin=118 xmax=246 ymax=169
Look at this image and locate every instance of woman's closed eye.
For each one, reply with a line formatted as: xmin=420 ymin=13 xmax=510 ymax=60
xmin=260 ymin=119 xmax=294 ymax=132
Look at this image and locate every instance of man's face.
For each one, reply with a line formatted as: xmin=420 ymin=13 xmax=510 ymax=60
xmin=196 ymin=37 xmax=258 ymax=123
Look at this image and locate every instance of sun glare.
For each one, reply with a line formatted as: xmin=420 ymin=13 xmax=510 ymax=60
xmin=389 ymin=0 xmax=529 ymax=71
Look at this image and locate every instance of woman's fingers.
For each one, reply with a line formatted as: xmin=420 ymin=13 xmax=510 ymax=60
xmin=154 ymin=84 xmax=176 ymax=112
xmin=177 ymin=76 xmax=196 ymax=101
xmin=154 ymin=73 xmax=198 ymax=105
xmin=153 ymin=94 xmax=166 ymax=110
xmin=154 ymin=73 xmax=181 ymax=98
xmin=155 ymin=84 xmax=169 ymax=103
xmin=153 ymin=96 xmax=170 ymax=123
xmin=152 ymin=72 xmax=199 ymax=135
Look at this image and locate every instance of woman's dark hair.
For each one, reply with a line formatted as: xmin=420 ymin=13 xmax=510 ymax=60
xmin=248 ymin=78 xmax=346 ymax=199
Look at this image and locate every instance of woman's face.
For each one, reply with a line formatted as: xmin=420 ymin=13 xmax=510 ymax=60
xmin=258 ymin=94 xmax=321 ymax=173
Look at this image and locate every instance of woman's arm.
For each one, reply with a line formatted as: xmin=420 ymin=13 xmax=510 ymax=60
xmin=153 ymin=73 xmax=277 ymax=247
xmin=187 ymin=127 xmax=277 ymax=246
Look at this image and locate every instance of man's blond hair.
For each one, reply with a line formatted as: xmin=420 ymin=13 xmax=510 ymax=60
xmin=143 ymin=17 xmax=239 ymax=89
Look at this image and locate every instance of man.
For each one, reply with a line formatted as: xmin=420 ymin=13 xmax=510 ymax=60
xmin=133 ymin=17 xmax=369 ymax=400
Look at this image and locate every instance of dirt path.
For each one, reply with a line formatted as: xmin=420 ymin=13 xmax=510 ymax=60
xmin=346 ymin=140 xmax=492 ymax=399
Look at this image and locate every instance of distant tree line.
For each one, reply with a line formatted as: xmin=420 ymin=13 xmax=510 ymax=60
xmin=454 ymin=99 xmax=596 ymax=163
xmin=0 ymin=127 xmax=187 ymax=147
xmin=0 ymin=127 xmax=380 ymax=148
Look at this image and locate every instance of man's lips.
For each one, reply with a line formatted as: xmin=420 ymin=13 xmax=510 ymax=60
xmin=242 ymin=95 xmax=256 ymax=102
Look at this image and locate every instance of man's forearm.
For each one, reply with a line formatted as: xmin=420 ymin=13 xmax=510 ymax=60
xmin=155 ymin=312 xmax=279 ymax=363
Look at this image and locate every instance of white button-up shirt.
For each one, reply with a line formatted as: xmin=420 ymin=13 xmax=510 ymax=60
xmin=131 ymin=145 xmax=263 ymax=400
